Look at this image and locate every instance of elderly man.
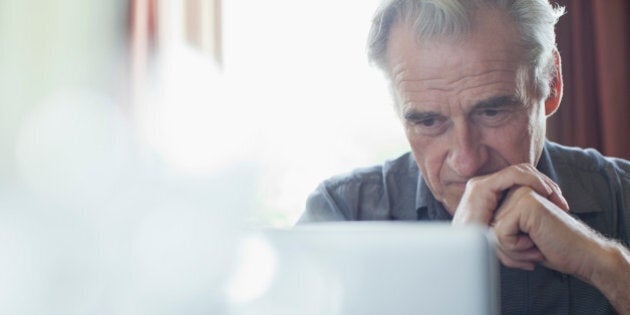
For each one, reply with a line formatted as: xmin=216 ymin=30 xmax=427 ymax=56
xmin=299 ymin=0 xmax=630 ymax=314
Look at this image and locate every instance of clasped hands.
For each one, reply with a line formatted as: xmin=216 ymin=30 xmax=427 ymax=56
xmin=452 ymin=163 xmax=602 ymax=280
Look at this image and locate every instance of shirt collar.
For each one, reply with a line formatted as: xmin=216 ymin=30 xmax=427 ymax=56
xmin=415 ymin=173 xmax=430 ymax=211
xmin=415 ymin=172 xmax=452 ymax=221
xmin=537 ymin=141 xmax=560 ymax=184
xmin=540 ymin=141 xmax=603 ymax=214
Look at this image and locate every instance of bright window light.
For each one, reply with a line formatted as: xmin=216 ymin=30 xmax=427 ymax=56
xmin=137 ymin=1 xmax=409 ymax=226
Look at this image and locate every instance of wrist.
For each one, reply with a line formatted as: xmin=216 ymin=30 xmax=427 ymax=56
xmin=586 ymin=241 xmax=630 ymax=305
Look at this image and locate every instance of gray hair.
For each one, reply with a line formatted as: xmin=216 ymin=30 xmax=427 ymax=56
xmin=367 ymin=0 xmax=565 ymax=103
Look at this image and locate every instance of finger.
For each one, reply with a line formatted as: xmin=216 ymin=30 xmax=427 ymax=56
xmin=490 ymin=164 xmax=554 ymax=198
xmin=492 ymin=203 xmax=529 ymax=247
xmin=455 ymin=168 xmax=535 ymax=225
xmin=491 ymin=203 xmax=544 ymax=264
xmin=455 ymin=164 xmax=566 ymax=226
xmin=453 ymin=185 xmax=502 ymax=225
xmin=516 ymin=164 xmax=569 ymax=212
xmin=548 ymin=191 xmax=569 ymax=212
xmin=490 ymin=223 xmax=536 ymax=251
xmin=462 ymin=165 xmax=550 ymax=219
xmin=510 ymin=234 xmax=536 ymax=251
xmin=496 ymin=250 xmax=536 ymax=271
xmin=493 ymin=229 xmax=544 ymax=262
xmin=497 ymin=246 xmax=544 ymax=262
xmin=541 ymin=178 xmax=569 ymax=212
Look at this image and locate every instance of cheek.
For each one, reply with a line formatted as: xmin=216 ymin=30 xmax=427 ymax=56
xmin=406 ymin=133 xmax=448 ymax=193
xmin=528 ymin=105 xmax=548 ymax=162
xmin=489 ymin=113 xmax=535 ymax=164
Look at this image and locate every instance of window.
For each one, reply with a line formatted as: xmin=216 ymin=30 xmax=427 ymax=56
xmin=131 ymin=0 xmax=408 ymax=225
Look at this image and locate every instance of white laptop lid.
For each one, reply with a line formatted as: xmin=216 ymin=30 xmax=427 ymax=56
xmin=235 ymin=222 xmax=499 ymax=315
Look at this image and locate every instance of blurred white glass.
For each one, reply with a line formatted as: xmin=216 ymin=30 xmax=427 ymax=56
xmin=0 ymin=0 xmax=408 ymax=313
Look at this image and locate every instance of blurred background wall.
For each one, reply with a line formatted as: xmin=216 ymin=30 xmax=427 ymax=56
xmin=548 ymin=0 xmax=630 ymax=159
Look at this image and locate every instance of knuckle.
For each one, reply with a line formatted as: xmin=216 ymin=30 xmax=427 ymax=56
xmin=513 ymin=185 xmax=534 ymax=199
xmin=514 ymin=163 xmax=532 ymax=173
xmin=548 ymin=180 xmax=561 ymax=192
xmin=465 ymin=177 xmax=484 ymax=189
xmin=497 ymin=237 xmax=517 ymax=252
xmin=500 ymin=257 xmax=519 ymax=269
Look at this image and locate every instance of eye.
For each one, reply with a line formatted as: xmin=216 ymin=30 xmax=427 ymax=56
xmin=407 ymin=115 xmax=449 ymax=136
xmin=474 ymin=108 xmax=512 ymax=126
xmin=481 ymin=109 xmax=499 ymax=117
xmin=419 ymin=118 xmax=437 ymax=127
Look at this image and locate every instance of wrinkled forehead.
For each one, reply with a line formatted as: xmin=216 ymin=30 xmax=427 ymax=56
xmin=387 ymin=14 xmax=524 ymax=69
xmin=384 ymin=7 xmax=531 ymax=105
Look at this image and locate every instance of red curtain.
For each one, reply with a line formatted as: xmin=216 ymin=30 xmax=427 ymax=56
xmin=548 ymin=0 xmax=630 ymax=159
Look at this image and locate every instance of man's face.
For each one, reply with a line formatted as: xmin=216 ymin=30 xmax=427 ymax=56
xmin=385 ymin=9 xmax=548 ymax=214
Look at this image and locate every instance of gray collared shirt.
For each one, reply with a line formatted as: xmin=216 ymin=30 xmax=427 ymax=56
xmin=299 ymin=141 xmax=630 ymax=314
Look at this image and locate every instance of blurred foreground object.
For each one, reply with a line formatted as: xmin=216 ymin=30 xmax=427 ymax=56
xmin=0 ymin=0 xmax=251 ymax=313
xmin=228 ymin=223 xmax=499 ymax=315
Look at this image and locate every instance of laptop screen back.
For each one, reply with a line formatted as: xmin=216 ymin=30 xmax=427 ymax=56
xmin=238 ymin=222 xmax=498 ymax=315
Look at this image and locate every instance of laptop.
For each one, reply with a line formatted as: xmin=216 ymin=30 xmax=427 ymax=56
xmin=236 ymin=222 xmax=499 ymax=315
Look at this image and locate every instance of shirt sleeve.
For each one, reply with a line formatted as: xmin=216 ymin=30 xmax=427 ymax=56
xmin=297 ymin=183 xmax=349 ymax=223
xmin=614 ymin=158 xmax=630 ymax=246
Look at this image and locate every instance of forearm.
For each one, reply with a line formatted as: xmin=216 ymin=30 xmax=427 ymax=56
xmin=587 ymin=241 xmax=630 ymax=315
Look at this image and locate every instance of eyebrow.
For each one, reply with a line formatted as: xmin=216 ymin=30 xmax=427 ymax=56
xmin=472 ymin=95 xmax=522 ymax=110
xmin=402 ymin=95 xmax=522 ymax=121
xmin=403 ymin=110 xmax=441 ymax=122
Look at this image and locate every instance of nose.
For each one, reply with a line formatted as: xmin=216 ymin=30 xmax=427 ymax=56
xmin=446 ymin=122 xmax=488 ymax=178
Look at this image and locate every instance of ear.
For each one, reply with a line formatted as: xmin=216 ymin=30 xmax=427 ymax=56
xmin=544 ymin=50 xmax=563 ymax=116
